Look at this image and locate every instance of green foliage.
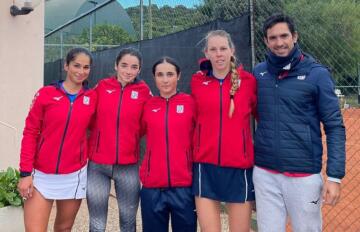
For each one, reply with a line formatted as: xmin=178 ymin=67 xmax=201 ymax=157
xmin=284 ymin=0 xmax=360 ymax=91
xmin=253 ymin=0 xmax=286 ymax=61
xmin=126 ymin=4 xmax=202 ymax=39
xmin=0 ymin=168 xmax=22 ymax=208
xmin=78 ymin=24 xmax=135 ymax=51
xmin=195 ymin=0 xmax=247 ymax=21
xmin=45 ymin=24 xmax=135 ymax=62
xmin=44 ymin=0 xmax=359 ymax=94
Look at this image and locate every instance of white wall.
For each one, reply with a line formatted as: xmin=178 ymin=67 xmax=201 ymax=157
xmin=0 ymin=0 xmax=44 ymax=170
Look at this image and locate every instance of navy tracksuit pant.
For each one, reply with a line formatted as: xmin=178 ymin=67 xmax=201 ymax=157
xmin=140 ymin=187 xmax=197 ymax=232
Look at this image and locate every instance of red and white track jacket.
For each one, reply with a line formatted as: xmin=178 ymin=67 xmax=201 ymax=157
xmin=20 ymin=82 xmax=97 ymax=174
xmin=140 ymin=93 xmax=196 ymax=188
xmin=191 ymin=60 xmax=257 ymax=168
xmin=88 ymin=77 xmax=151 ymax=165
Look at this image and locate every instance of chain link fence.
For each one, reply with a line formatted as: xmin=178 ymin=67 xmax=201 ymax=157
xmin=45 ymin=0 xmax=359 ymax=231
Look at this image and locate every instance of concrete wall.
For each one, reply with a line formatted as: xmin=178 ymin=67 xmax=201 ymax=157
xmin=0 ymin=0 xmax=44 ymax=170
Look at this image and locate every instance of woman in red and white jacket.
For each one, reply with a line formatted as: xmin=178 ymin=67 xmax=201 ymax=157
xmin=87 ymin=48 xmax=151 ymax=232
xmin=139 ymin=57 xmax=197 ymax=232
xmin=191 ymin=30 xmax=257 ymax=231
xmin=17 ymin=48 xmax=97 ymax=232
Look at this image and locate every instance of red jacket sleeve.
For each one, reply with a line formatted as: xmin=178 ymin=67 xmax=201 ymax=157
xmin=88 ymin=83 xmax=100 ymax=132
xmin=251 ymin=74 xmax=258 ymax=121
xmin=139 ymin=88 xmax=152 ymax=138
xmin=19 ymin=89 xmax=45 ymax=172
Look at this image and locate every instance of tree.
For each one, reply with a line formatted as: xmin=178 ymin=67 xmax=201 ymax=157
xmin=126 ymin=4 xmax=202 ymax=40
xmin=284 ymin=0 xmax=360 ymax=91
xmin=78 ymin=24 xmax=135 ymax=51
xmin=195 ymin=0 xmax=248 ymax=21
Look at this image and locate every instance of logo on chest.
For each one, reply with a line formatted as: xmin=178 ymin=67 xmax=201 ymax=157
xmin=83 ymin=96 xmax=90 ymax=105
xmin=202 ymin=80 xmax=212 ymax=85
xmin=151 ymin=108 xmax=161 ymax=113
xmin=176 ymin=105 xmax=184 ymax=114
xmin=297 ymin=75 xmax=306 ymax=80
xmin=259 ymin=71 xmax=267 ymax=77
xmin=53 ymin=96 xmax=63 ymax=101
xmin=131 ymin=90 xmax=139 ymax=99
xmin=106 ymin=89 xmax=116 ymax=94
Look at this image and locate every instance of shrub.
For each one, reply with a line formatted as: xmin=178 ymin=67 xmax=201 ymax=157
xmin=0 ymin=167 xmax=22 ymax=208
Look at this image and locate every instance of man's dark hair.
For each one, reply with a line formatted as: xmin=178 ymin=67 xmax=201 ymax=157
xmin=263 ymin=13 xmax=296 ymax=38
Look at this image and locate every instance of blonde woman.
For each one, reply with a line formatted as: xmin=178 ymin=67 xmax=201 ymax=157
xmin=191 ymin=30 xmax=257 ymax=232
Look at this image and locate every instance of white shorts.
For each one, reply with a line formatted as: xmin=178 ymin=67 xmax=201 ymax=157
xmin=33 ymin=165 xmax=87 ymax=200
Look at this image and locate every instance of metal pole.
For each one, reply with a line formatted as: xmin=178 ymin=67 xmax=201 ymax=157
xmin=140 ymin=0 xmax=144 ymax=40
xmin=89 ymin=14 xmax=93 ymax=51
xmin=88 ymin=0 xmax=98 ymax=25
xmin=149 ymin=0 xmax=152 ymax=39
xmin=249 ymin=0 xmax=257 ymax=135
xmin=60 ymin=31 xmax=63 ymax=59
xmin=45 ymin=0 xmax=114 ymax=38
xmin=249 ymin=0 xmax=256 ymax=69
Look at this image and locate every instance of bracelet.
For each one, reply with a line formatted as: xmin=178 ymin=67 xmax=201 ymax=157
xmin=20 ymin=171 xmax=32 ymax=178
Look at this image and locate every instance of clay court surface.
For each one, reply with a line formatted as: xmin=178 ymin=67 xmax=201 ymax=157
xmin=321 ymin=109 xmax=360 ymax=231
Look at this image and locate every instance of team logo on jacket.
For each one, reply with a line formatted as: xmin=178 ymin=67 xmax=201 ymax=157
xmin=152 ymin=108 xmax=161 ymax=112
xmin=53 ymin=96 xmax=63 ymax=101
xmin=283 ymin=63 xmax=291 ymax=70
xmin=131 ymin=91 xmax=139 ymax=99
xmin=297 ymin=75 xmax=306 ymax=80
xmin=259 ymin=71 xmax=267 ymax=76
xmin=176 ymin=105 xmax=184 ymax=114
xmin=83 ymin=96 xmax=90 ymax=105
xmin=106 ymin=89 xmax=115 ymax=94
xmin=202 ymin=80 xmax=212 ymax=85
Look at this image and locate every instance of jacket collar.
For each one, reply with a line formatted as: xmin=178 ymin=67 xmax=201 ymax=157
xmin=265 ymin=44 xmax=317 ymax=77
xmin=111 ymin=75 xmax=142 ymax=86
xmin=198 ymin=58 xmax=243 ymax=80
xmin=51 ymin=80 xmax=89 ymax=90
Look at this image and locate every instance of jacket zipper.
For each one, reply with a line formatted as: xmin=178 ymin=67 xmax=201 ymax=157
xmin=275 ymin=77 xmax=280 ymax=170
xmin=56 ymin=101 xmax=73 ymax=174
xmin=115 ymin=86 xmax=124 ymax=164
xmin=165 ymin=98 xmax=171 ymax=187
xmin=218 ymin=81 xmax=223 ymax=165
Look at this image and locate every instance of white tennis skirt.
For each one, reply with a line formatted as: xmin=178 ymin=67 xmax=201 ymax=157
xmin=33 ymin=165 xmax=87 ymax=200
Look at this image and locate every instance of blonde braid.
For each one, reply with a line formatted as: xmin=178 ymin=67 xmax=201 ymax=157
xmin=229 ymin=56 xmax=240 ymax=118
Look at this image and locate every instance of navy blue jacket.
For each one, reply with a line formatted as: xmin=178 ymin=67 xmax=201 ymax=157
xmin=253 ymin=51 xmax=346 ymax=179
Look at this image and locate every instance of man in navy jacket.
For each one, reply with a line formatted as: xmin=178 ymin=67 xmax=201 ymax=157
xmin=253 ymin=13 xmax=346 ymax=232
